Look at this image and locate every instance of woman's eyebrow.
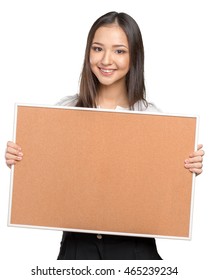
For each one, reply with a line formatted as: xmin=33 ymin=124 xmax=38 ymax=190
xmin=92 ymin=42 xmax=128 ymax=49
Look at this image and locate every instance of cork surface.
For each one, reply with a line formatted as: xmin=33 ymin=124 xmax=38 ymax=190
xmin=9 ymin=105 xmax=197 ymax=238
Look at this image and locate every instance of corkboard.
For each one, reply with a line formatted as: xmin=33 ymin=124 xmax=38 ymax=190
xmin=9 ymin=105 xmax=198 ymax=239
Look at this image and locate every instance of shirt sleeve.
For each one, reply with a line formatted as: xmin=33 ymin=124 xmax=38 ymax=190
xmin=55 ymin=94 xmax=79 ymax=107
xmin=144 ymin=103 xmax=162 ymax=113
xmin=133 ymin=100 xmax=162 ymax=113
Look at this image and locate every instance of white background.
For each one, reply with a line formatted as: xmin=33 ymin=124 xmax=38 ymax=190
xmin=0 ymin=0 xmax=208 ymax=278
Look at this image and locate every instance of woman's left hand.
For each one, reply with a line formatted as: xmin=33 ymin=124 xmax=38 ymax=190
xmin=184 ymin=144 xmax=204 ymax=175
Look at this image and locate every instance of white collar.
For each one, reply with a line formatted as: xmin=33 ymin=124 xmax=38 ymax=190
xmin=97 ymin=105 xmax=129 ymax=111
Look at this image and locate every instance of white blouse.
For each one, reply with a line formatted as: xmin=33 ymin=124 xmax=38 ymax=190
xmin=56 ymin=94 xmax=160 ymax=113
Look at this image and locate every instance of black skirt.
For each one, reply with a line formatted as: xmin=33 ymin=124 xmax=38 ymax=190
xmin=57 ymin=232 xmax=162 ymax=260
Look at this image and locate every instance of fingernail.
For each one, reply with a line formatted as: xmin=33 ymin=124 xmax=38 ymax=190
xmin=18 ymin=152 xmax=23 ymax=156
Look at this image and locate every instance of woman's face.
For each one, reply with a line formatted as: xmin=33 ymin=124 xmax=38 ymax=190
xmin=90 ymin=24 xmax=130 ymax=87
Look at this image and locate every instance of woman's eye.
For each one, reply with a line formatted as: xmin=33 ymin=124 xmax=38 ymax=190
xmin=115 ymin=49 xmax=125 ymax=54
xmin=92 ymin=46 xmax=102 ymax=52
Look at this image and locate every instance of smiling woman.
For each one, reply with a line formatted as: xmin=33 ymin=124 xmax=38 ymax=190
xmin=77 ymin=11 xmax=147 ymax=110
xmin=5 ymin=11 xmax=204 ymax=260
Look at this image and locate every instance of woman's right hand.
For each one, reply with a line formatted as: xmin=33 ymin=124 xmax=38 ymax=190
xmin=5 ymin=141 xmax=23 ymax=168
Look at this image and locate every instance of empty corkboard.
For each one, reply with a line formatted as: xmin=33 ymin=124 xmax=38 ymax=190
xmin=9 ymin=104 xmax=198 ymax=239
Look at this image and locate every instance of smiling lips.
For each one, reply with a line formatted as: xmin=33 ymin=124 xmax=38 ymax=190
xmin=99 ymin=67 xmax=115 ymax=75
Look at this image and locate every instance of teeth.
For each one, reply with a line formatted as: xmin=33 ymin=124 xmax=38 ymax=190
xmin=101 ymin=69 xmax=113 ymax=73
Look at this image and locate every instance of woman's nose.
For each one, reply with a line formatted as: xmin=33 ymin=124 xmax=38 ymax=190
xmin=101 ymin=51 xmax=113 ymax=65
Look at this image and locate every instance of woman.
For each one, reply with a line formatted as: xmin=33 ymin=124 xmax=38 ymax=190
xmin=5 ymin=12 xmax=204 ymax=260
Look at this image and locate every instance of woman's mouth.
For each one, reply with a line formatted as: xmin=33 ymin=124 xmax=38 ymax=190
xmin=99 ymin=68 xmax=115 ymax=75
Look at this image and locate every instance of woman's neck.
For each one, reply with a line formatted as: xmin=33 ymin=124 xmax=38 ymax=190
xmin=97 ymin=84 xmax=129 ymax=109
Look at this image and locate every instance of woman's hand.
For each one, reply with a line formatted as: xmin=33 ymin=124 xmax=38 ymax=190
xmin=184 ymin=144 xmax=204 ymax=175
xmin=5 ymin=141 xmax=23 ymax=168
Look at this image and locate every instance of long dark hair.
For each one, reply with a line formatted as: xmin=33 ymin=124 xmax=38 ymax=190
xmin=76 ymin=11 xmax=147 ymax=109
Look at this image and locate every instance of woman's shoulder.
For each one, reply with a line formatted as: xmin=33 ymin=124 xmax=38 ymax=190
xmin=133 ymin=100 xmax=161 ymax=113
xmin=55 ymin=94 xmax=79 ymax=107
